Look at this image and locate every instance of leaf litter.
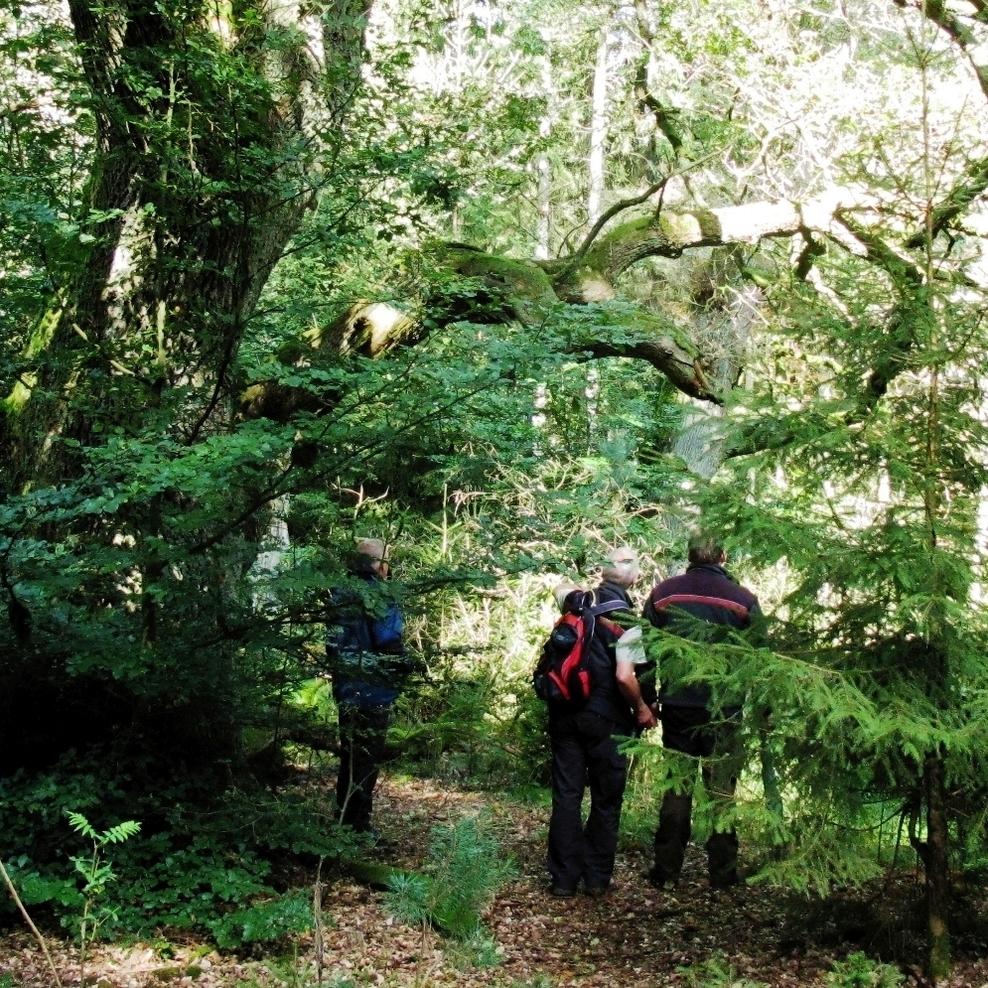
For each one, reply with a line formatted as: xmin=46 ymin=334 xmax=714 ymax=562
xmin=3 ymin=774 xmax=988 ymax=988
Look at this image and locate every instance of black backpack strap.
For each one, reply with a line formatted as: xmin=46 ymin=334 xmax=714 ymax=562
xmin=589 ymin=599 xmax=630 ymax=618
xmin=582 ymin=598 xmax=631 ymax=652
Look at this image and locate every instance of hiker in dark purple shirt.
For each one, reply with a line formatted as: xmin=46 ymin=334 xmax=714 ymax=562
xmin=643 ymin=533 xmax=760 ymax=889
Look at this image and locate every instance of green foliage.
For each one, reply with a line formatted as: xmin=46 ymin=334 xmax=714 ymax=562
xmin=392 ymin=662 xmax=548 ymax=786
xmin=0 ymin=5 xmax=92 ymax=357
xmin=384 ymin=814 xmax=515 ymax=940
xmin=5 ymin=1 xmax=988 ymax=976
xmin=457 ymin=929 xmax=504 ymax=969
xmin=0 ymin=860 xmax=79 ymax=912
xmin=679 ymin=954 xmax=766 ymax=988
xmin=250 ymin=954 xmax=353 ymax=988
xmin=636 ymin=36 xmax=988 ymax=977
xmin=65 ymin=810 xmax=140 ymax=983
xmin=391 ymin=673 xmax=504 ymax=775
xmin=826 ymin=952 xmax=903 ymax=988
xmin=67 ymin=812 xmax=141 ymax=847
xmin=0 ymin=765 xmax=347 ymax=948
xmin=0 ymin=211 xmax=682 ymax=931
xmin=210 ymin=892 xmax=312 ymax=951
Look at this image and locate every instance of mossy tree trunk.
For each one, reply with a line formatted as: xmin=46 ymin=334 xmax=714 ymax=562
xmin=299 ymin=191 xmax=873 ymax=408
xmin=0 ymin=0 xmax=370 ymax=779
xmin=3 ymin=0 xmax=369 ymax=492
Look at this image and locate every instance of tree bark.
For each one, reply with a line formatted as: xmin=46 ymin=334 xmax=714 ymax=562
xmin=587 ymin=28 xmax=609 ymax=226
xmin=2 ymin=0 xmax=370 ymax=490
xmin=287 ymin=188 xmax=867 ymax=409
xmin=925 ymin=749 xmax=951 ymax=981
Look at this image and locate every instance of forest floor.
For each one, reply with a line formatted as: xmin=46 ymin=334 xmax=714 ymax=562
xmin=3 ymin=773 xmax=988 ymax=988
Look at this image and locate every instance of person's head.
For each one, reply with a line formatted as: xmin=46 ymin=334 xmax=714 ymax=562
xmin=355 ymin=537 xmax=390 ymax=577
xmin=600 ymin=546 xmax=640 ymax=588
xmin=554 ymin=580 xmax=583 ymax=612
xmin=687 ymin=533 xmax=726 ymax=567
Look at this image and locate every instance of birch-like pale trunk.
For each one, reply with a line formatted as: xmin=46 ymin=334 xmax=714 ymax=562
xmin=587 ymin=27 xmax=609 ymax=226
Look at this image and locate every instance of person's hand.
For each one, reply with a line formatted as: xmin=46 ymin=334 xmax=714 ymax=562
xmin=637 ymin=704 xmax=657 ymax=731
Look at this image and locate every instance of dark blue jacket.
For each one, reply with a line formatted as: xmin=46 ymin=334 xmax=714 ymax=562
xmin=644 ymin=563 xmax=759 ymax=709
xmin=326 ymin=572 xmax=406 ymax=709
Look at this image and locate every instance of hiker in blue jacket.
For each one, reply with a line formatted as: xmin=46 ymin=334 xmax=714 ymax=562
xmin=547 ymin=547 xmax=656 ymax=898
xmin=643 ymin=533 xmax=760 ymax=889
xmin=326 ymin=538 xmax=408 ymax=836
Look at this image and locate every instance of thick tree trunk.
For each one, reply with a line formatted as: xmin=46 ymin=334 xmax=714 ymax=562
xmin=295 ymin=196 xmax=832 ymax=407
xmin=3 ymin=0 xmax=369 ymax=491
xmin=0 ymin=0 xmax=371 ymax=779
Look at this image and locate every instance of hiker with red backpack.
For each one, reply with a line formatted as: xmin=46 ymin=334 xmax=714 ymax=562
xmin=542 ymin=547 xmax=656 ymax=899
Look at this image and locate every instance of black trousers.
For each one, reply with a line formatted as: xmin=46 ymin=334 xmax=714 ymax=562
xmin=547 ymin=710 xmax=629 ymax=892
xmin=337 ymin=703 xmax=391 ymax=832
xmin=653 ymin=705 xmax=742 ymax=887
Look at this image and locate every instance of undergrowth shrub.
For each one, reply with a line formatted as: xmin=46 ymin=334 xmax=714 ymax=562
xmin=389 ymin=665 xmax=548 ymax=788
xmin=826 ymin=952 xmax=903 ymax=988
xmin=680 ymin=954 xmax=766 ymax=988
xmin=384 ymin=813 xmax=515 ymax=940
xmin=0 ymin=754 xmax=350 ymax=948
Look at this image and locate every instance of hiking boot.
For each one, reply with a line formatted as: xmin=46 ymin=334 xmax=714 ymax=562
xmin=551 ymin=885 xmax=577 ymax=898
xmin=645 ymin=868 xmax=677 ymax=891
xmin=584 ymin=885 xmax=610 ymax=899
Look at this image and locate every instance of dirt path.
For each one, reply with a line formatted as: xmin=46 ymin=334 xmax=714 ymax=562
xmin=3 ymin=775 xmax=988 ymax=988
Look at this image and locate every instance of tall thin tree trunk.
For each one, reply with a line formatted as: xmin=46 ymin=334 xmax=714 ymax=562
xmin=587 ymin=27 xmax=608 ymax=225
xmin=925 ymin=749 xmax=951 ymax=981
xmin=535 ymin=55 xmax=552 ymax=260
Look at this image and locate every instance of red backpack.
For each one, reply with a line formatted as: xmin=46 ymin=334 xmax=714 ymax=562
xmin=532 ymin=592 xmax=627 ymax=706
